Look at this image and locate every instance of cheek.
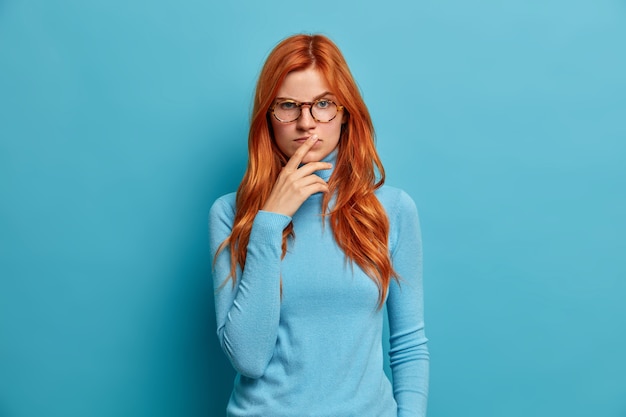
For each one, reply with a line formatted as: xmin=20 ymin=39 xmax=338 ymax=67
xmin=270 ymin=122 xmax=294 ymax=152
xmin=324 ymin=122 xmax=343 ymax=143
xmin=270 ymin=119 xmax=286 ymax=140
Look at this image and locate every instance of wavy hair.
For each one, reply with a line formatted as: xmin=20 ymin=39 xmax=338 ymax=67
xmin=218 ymin=34 xmax=397 ymax=308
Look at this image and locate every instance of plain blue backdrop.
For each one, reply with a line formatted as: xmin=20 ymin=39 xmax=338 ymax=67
xmin=1 ymin=1 xmax=625 ymax=416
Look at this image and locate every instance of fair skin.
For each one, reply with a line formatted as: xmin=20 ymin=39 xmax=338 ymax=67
xmin=262 ymin=68 xmax=345 ymax=217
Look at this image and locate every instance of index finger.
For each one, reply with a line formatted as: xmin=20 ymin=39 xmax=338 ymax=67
xmin=285 ymin=135 xmax=319 ymax=170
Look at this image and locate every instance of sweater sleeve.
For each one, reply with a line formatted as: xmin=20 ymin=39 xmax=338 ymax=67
xmin=386 ymin=190 xmax=430 ymax=417
xmin=209 ymin=195 xmax=292 ymax=378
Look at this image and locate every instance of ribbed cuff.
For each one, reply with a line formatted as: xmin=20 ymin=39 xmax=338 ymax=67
xmin=249 ymin=211 xmax=292 ymax=246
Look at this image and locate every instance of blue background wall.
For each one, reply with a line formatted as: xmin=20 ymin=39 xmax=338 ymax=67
xmin=1 ymin=1 xmax=625 ymax=416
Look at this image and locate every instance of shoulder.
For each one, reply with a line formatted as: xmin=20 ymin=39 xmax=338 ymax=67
xmin=376 ymin=185 xmax=421 ymax=255
xmin=375 ymin=185 xmax=419 ymax=218
xmin=209 ymin=192 xmax=237 ymax=220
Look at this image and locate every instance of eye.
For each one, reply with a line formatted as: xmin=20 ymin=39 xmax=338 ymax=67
xmin=315 ymin=100 xmax=331 ymax=109
xmin=278 ymin=101 xmax=297 ymax=110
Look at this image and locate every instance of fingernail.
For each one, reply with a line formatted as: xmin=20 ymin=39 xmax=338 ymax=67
xmin=310 ymin=134 xmax=318 ymax=141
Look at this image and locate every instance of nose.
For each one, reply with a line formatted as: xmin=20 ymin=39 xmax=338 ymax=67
xmin=296 ymin=104 xmax=316 ymax=130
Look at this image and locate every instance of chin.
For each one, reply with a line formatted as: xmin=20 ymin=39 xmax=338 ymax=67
xmin=301 ymin=151 xmax=326 ymax=163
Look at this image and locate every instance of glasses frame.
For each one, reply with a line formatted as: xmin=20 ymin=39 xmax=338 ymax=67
xmin=270 ymin=99 xmax=345 ymax=123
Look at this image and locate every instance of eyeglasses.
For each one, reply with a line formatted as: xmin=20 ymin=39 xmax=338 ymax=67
xmin=270 ymin=99 xmax=344 ymax=123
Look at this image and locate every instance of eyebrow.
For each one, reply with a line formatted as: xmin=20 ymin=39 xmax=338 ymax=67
xmin=275 ymin=91 xmax=335 ymax=102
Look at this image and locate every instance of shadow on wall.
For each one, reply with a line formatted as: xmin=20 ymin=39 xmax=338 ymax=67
xmin=207 ymin=297 xmax=235 ymax=416
xmin=203 ymin=131 xmax=246 ymax=416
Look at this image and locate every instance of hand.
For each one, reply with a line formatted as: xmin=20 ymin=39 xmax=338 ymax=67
xmin=262 ymin=135 xmax=332 ymax=217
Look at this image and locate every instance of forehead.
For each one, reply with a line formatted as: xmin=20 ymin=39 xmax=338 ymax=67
xmin=276 ymin=68 xmax=332 ymax=100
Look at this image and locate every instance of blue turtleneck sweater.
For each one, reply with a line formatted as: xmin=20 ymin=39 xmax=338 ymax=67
xmin=209 ymin=151 xmax=429 ymax=416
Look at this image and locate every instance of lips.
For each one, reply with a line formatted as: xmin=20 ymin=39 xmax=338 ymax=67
xmin=294 ymin=136 xmax=320 ymax=143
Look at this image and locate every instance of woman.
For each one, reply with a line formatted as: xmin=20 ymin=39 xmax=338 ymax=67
xmin=209 ymin=34 xmax=429 ymax=417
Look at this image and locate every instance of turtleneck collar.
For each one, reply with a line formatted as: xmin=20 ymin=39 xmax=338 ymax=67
xmin=293 ymin=148 xmax=338 ymax=204
xmin=313 ymin=148 xmax=338 ymax=182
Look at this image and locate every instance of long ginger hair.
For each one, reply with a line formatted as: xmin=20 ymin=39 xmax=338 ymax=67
xmin=219 ymin=34 xmax=397 ymax=308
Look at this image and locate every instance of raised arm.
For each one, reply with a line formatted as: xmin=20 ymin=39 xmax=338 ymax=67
xmin=209 ymin=135 xmax=331 ymax=378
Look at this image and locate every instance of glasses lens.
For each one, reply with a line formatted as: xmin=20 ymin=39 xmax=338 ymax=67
xmin=274 ymin=100 xmax=300 ymax=122
xmin=311 ymin=100 xmax=338 ymax=122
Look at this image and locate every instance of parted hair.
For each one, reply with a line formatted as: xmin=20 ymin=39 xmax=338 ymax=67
xmin=218 ymin=34 xmax=397 ymax=308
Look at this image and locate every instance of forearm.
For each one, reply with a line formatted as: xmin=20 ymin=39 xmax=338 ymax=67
xmin=390 ymin=324 xmax=429 ymax=417
xmin=388 ymin=277 xmax=430 ymax=417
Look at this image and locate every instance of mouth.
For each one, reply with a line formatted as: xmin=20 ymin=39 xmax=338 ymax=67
xmin=294 ymin=136 xmax=320 ymax=144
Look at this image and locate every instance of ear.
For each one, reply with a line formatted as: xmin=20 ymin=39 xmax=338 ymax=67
xmin=341 ymin=110 xmax=349 ymax=124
